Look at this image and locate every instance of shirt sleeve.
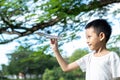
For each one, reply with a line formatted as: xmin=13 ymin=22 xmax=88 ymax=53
xmin=110 ymin=52 xmax=120 ymax=78
xmin=76 ymin=54 xmax=90 ymax=72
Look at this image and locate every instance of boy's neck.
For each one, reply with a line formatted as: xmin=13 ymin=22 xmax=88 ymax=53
xmin=96 ymin=46 xmax=106 ymax=53
xmin=94 ymin=45 xmax=110 ymax=57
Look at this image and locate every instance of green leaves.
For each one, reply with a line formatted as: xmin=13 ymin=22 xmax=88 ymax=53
xmin=0 ymin=0 xmax=28 ymax=16
xmin=69 ymin=49 xmax=88 ymax=62
xmin=6 ymin=44 xmax=58 ymax=76
xmin=0 ymin=0 xmax=120 ymax=44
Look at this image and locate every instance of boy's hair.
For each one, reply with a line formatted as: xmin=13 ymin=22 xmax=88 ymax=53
xmin=85 ymin=19 xmax=112 ymax=42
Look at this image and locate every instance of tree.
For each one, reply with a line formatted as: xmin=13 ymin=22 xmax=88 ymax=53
xmin=1 ymin=64 xmax=9 ymax=76
xmin=6 ymin=45 xmax=59 ymax=79
xmin=6 ymin=45 xmax=33 ymax=78
xmin=69 ymin=48 xmax=88 ymax=62
xmin=0 ymin=0 xmax=120 ymax=44
xmin=108 ymin=35 xmax=120 ymax=56
xmin=43 ymin=67 xmax=82 ymax=80
xmin=24 ymin=47 xmax=59 ymax=76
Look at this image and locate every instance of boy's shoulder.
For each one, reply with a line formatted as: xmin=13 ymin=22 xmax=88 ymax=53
xmin=83 ymin=51 xmax=119 ymax=58
xmin=80 ymin=51 xmax=119 ymax=60
xmin=81 ymin=52 xmax=93 ymax=59
xmin=109 ymin=51 xmax=120 ymax=59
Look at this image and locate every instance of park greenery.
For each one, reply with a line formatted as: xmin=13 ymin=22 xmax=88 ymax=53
xmin=0 ymin=0 xmax=120 ymax=80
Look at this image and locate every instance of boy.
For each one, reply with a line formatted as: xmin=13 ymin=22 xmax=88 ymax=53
xmin=50 ymin=19 xmax=120 ymax=80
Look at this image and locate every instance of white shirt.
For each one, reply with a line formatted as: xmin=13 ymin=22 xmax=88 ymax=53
xmin=76 ymin=51 xmax=120 ymax=80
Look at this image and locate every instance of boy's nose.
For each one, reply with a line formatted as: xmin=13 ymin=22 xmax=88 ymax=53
xmin=86 ymin=40 xmax=89 ymax=44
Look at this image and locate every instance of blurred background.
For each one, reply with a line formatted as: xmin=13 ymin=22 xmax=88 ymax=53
xmin=0 ymin=0 xmax=120 ymax=80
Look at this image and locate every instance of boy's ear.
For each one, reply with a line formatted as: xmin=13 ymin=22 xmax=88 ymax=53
xmin=99 ymin=32 xmax=105 ymax=41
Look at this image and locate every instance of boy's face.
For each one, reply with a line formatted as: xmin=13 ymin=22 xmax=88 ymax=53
xmin=85 ymin=27 xmax=103 ymax=50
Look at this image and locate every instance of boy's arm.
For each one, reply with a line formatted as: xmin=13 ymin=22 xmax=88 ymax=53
xmin=113 ymin=77 xmax=120 ymax=80
xmin=50 ymin=39 xmax=79 ymax=72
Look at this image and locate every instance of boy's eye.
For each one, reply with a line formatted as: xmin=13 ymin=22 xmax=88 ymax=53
xmin=87 ymin=36 xmax=92 ymax=39
xmin=88 ymin=36 xmax=91 ymax=38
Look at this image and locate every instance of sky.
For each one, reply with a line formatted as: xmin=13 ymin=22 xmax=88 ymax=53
xmin=0 ymin=3 xmax=120 ymax=69
xmin=0 ymin=42 xmax=20 ymax=65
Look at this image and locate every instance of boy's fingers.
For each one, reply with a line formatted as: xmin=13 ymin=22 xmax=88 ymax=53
xmin=50 ymin=39 xmax=55 ymax=44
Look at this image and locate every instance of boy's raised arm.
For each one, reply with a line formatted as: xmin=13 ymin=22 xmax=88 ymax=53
xmin=50 ymin=39 xmax=79 ymax=72
xmin=113 ymin=77 xmax=120 ymax=80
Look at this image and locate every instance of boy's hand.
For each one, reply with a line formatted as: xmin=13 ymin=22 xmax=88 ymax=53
xmin=50 ymin=38 xmax=56 ymax=44
xmin=50 ymin=39 xmax=58 ymax=52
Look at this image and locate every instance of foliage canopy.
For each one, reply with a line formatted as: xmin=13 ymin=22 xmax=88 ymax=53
xmin=0 ymin=0 xmax=120 ymax=44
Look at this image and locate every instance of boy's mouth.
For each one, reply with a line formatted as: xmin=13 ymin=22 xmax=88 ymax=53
xmin=88 ymin=44 xmax=92 ymax=47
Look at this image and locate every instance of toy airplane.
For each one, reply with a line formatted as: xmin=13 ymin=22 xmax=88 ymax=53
xmin=34 ymin=32 xmax=62 ymax=40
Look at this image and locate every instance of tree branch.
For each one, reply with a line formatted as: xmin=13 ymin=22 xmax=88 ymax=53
xmin=0 ymin=0 xmax=120 ymax=44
